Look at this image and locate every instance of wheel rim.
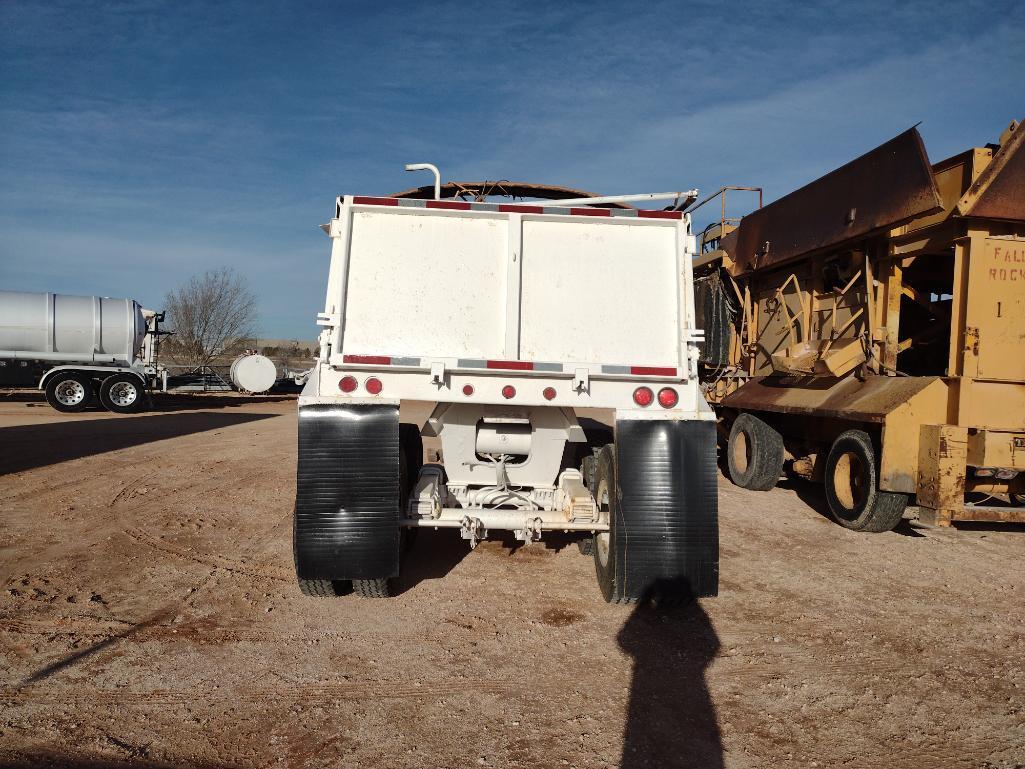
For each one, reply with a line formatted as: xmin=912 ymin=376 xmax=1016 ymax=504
xmin=55 ymin=380 xmax=86 ymax=406
xmin=832 ymin=450 xmax=867 ymax=517
xmin=109 ymin=381 xmax=138 ymax=407
xmin=595 ymin=478 xmax=611 ymax=568
xmin=732 ymin=429 xmax=750 ymax=474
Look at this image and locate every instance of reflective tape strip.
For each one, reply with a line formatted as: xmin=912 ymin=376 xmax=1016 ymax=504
xmin=345 ymin=197 xmax=682 ymax=219
xmin=343 ymin=354 xmax=391 ymax=365
xmin=486 ymin=360 xmax=534 ymax=371
xmin=637 ymin=210 xmax=683 ymax=220
xmin=630 ymin=366 xmax=677 ymax=376
xmin=601 ymin=364 xmax=679 ymax=376
xmin=426 ymin=200 xmax=471 ymax=210
xmin=453 ymin=359 xmax=564 ymax=372
xmin=499 ymin=204 xmax=544 ymax=213
xmin=532 ymin=362 xmax=563 ymax=372
xmin=352 ymin=196 xmax=399 ymax=206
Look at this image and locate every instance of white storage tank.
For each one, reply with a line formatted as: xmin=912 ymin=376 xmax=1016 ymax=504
xmin=229 ymin=353 xmax=277 ymax=393
xmin=0 ymin=290 xmax=147 ymax=365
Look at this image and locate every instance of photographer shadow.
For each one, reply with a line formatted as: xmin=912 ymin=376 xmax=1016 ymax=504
xmin=617 ymin=596 xmax=723 ymax=769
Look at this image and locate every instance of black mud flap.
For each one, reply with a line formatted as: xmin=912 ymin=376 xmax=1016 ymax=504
xmin=294 ymin=403 xmax=400 ymax=581
xmin=614 ymin=419 xmax=719 ymax=600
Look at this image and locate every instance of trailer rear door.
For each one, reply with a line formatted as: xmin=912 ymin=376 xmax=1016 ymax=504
xmin=332 ymin=200 xmax=691 ymax=370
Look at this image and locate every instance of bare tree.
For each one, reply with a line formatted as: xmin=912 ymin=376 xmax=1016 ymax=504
xmin=163 ymin=268 xmax=256 ymax=367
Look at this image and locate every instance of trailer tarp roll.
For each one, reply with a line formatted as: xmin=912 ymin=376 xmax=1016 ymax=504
xmin=294 ymin=403 xmax=400 ymax=581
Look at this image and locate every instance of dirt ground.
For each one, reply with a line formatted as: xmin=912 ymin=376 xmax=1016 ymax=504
xmin=1 ymin=394 xmax=1022 ymax=769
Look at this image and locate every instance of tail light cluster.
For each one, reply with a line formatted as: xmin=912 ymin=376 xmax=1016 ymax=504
xmin=634 ymin=386 xmax=679 ymax=409
xmin=464 ymin=384 xmax=558 ymax=400
xmin=338 ymin=375 xmax=383 ymax=394
xmin=342 ymin=375 xmax=676 ymax=408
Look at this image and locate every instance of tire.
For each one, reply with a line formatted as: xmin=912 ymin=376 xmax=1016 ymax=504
xmin=592 ymin=444 xmax=626 ymax=603
xmin=99 ymin=374 xmax=146 ymax=414
xmin=298 ymin=579 xmax=345 ymax=597
xmin=726 ymin=413 xmax=785 ymax=491
xmin=353 ymin=578 xmax=390 ymax=598
xmin=44 ymin=372 xmax=94 ymax=413
xmin=399 ymin=424 xmax=423 ymax=508
xmin=824 ymin=429 xmax=908 ymax=532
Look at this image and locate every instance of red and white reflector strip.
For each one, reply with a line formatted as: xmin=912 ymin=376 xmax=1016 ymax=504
xmin=341 ymin=354 xmax=680 ymax=379
xmin=346 ymin=196 xmax=685 ymax=220
xmin=629 ymin=365 xmax=678 ymax=377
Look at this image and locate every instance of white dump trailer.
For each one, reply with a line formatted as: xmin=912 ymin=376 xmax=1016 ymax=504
xmin=295 ymin=191 xmax=719 ymax=603
xmin=0 ymin=290 xmax=164 ymax=413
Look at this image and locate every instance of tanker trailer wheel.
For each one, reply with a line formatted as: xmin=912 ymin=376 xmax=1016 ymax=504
xmin=726 ymin=413 xmax=785 ymax=491
xmin=592 ymin=444 xmax=625 ymax=603
xmin=45 ymin=372 xmax=94 ymax=413
xmin=824 ymin=429 xmax=908 ymax=533
xmin=99 ymin=374 xmax=145 ymax=414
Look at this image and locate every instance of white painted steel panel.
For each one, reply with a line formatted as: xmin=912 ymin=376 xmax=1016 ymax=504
xmin=518 ymin=220 xmax=680 ymax=365
xmin=342 ymin=211 xmax=509 ymax=359
xmin=230 ymin=353 xmax=277 ymax=393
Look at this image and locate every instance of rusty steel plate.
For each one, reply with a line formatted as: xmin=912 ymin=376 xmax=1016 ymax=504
xmin=728 ymin=128 xmax=943 ymax=275
xmin=958 ymin=120 xmax=1025 ymax=221
xmin=719 ymin=373 xmax=944 ymax=423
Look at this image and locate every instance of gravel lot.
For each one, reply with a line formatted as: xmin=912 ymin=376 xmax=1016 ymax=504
xmin=1 ymin=394 xmax=1022 ymax=769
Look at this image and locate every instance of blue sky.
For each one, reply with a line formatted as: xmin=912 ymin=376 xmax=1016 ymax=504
xmin=2 ymin=1 xmax=1023 ymax=340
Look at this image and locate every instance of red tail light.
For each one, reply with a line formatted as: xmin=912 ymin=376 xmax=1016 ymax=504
xmin=632 ymin=386 xmax=654 ymax=407
xmin=502 ymin=384 xmax=516 ymax=399
xmin=657 ymin=388 xmax=678 ymax=408
xmin=542 ymin=386 xmax=557 ymax=401
xmin=462 ymin=384 xmax=474 ymax=396
xmin=339 ymin=375 xmax=358 ymax=393
xmin=365 ymin=377 xmax=383 ymax=395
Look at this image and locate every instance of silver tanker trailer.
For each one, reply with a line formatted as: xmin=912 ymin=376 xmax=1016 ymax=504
xmin=0 ymin=290 xmax=165 ymax=413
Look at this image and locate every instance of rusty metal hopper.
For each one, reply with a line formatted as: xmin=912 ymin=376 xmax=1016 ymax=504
xmin=956 ymin=119 xmax=1025 ymax=221
xmin=728 ymin=127 xmax=943 ymax=275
